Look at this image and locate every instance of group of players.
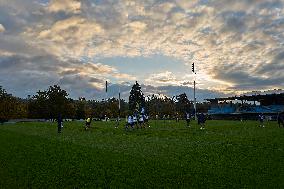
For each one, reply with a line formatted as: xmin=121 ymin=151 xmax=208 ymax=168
xmin=59 ymin=110 xmax=284 ymax=134
xmin=125 ymin=113 xmax=150 ymax=130
xmin=125 ymin=111 xmax=207 ymax=130
xmin=258 ymin=113 xmax=284 ymax=128
xmin=186 ymin=112 xmax=207 ymax=129
xmin=54 ymin=106 xmax=283 ymax=133
xmin=82 ymin=107 xmax=208 ymax=131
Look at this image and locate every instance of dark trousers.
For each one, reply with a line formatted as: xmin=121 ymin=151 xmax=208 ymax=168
xmin=57 ymin=123 xmax=62 ymax=133
xmin=186 ymin=119 xmax=190 ymax=126
xmin=278 ymin=120 xmax=284 ymax=127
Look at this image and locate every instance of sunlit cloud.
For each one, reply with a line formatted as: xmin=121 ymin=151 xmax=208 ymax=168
xmin=47 ymin=0 xmax=81 ymax=14
xmin=0 ymin=23 xmax=4 ymax=32
xmin=0 ymin=0 xmax=284 ymax=99
xmin=146 ymin=71 xmax=177 ymax=85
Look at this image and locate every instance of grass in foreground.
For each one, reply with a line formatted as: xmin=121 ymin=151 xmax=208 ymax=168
xmin=0 ymin=120 xmax=283 ymax=188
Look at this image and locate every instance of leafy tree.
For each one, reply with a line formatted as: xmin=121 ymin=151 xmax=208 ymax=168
xmin=129 ymin=81 xmax=145 ymax=113
xmin=145 ymin=94 xmax=175 ymax=118
xmin=1 ymin=84 xmax=210 ymax=121
xmin=65 ymin=98 xmax=76 ymax=119
xmin=175 ymin=93 xmax=192 ymax=115
xmin=75 ymin=98 xmax=86 ymax=119
xmin=0 ymin=86 xmax=27 ymax=122
xmin=47 ymin=85 xmax=70 ymax=119
xmin=28 ymin=85 xmax=72 ymax=119
xmin=0 ymin=86 xmax=12 ymax=122
xmin=28 ymin=90 xmax=49 ymax=119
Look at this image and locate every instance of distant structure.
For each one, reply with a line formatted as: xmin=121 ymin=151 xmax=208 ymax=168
xmin=206 ymin=92 xmax=284 ymax=120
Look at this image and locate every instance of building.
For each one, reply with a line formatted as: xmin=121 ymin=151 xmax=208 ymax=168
xmin=206 ymin=93 xmax=284 ymax=120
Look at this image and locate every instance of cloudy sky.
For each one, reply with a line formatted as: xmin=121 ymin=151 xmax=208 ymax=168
xmin=0 ymin=0 xmax=284 ymax=100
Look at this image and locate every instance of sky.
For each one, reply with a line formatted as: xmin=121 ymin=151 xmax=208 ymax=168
xmin=0 ymin=0 xmax=284 ymax=101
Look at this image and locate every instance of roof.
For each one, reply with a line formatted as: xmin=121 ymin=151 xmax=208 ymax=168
xmin=205 ymin=93 xmax=284 ymax=102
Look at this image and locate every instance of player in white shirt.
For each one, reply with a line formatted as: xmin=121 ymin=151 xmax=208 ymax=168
xmin=125 ymin=115 xmax=134 ymax=130
xmin=133 ymin=115 xmax=138 ymax=128
xmin=186 ymin=112 xmax=191 ymax=127
xmin=138 ymin=114 xmax=144 ymax=128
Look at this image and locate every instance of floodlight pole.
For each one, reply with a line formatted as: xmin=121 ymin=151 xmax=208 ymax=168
xmin=118 ymin=86 xmax=121 ymax=121
xmin=192 ymin=62 xmax=197 ymax=120
xmin=194 ymin=79 xmax=197 ymax=120
xmin=105 ymin=83 xmax=107 ymax=102
xmin=105 ymin=81 xmax=108 ymax=121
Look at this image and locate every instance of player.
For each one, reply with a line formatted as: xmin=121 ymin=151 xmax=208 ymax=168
xmin=115 ymin=117 xmax=119 ymax=129
xmin=85 ymin=117 xmax=91 ymax=130
xmin=133 ymin=114 xmax=138 ymax=128
xmin=277 ymin=113 xmax=284 ymax=127
xmin=176 ymin=113 xmax=179 ymax=122
xmin=57 ymin=114 xmax=62 ymax=133
xmin=125 ymin=115 xmax=134 ymax=130
xmin=144 ymin=114 xmax=150 ymax=127
xmin=186 ymin=112 xmax=191 ymax=127
xmin=258 ymin=114 xmax=265 ymax=127
xmin=141 ymin=107 xmax=145 ymax=115
xmin=138 ymin=114 xmax=144 ymax=128
xmin=199 ymin=113 xmax=206 ymax=130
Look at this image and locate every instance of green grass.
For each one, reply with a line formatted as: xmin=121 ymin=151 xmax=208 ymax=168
xmin=0 ymin=120 xmax=283 ymax=188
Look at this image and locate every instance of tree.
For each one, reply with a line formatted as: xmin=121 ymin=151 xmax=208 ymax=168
xmin=47 ymin=85 xmax=70 ymax=119
xmin=129 ymin=81 xmax=145 ymax=112
xmin=28 ymin=85 xmax=71 ymax=119
xmin=145 ymin=94 xmax=176 ymax=118
xmin=0 ymin=86 xmax=27 ymax=122
xmin=75 ymin=98 xmax=86 ymax=120
xmin=175 ymin=93 xmax=192 ymax=115
xmin=28 ymin=90 xmax=49 ymax=119
xmin=0 ymin=86 xmax=12 ymax=122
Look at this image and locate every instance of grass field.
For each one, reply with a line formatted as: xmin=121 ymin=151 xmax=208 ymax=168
xmin=0 ymin=120 xmax=283 ymax=188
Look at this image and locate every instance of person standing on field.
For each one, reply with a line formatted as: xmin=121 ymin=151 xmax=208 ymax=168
xmin=258 ymin=114 xmax=265 ymax=127
xmin=85 ymin=117 xmax=91 ymax=130
xmin=133 ymin=114 xmax=138 ymax=128
xmin=138 ymin=114 xmax=144 ymax=128
xmin=57 ymin=114 xmax=63 ymax=133
xmin=199 ymin=113 xmax=206 ymax=130
xmin=144 ymin=114 xmax=149 ymax=127
xmin=277 ymin=113 xmax=284 ymax=127
xmin=125 ymin=115 xmax=134 ymax=130
xmin=186 ymin=112 xmax=191 ymax=127
xmin=176 ymin=113 xmax=179 ymax=122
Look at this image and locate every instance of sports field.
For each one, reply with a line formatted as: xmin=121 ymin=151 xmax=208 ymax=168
xmin=0 ymin=120 xmax=283 ymax=188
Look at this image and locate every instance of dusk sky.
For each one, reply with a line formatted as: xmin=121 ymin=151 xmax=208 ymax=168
xmin=0 ymin=0 xmax=284 ymax=100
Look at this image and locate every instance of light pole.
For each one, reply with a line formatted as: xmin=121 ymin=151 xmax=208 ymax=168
xmin=118 ymin=85 xmax=121 ymax=119
xmin=192 ymin=63 xmax=197 ymax=120
xmin=105 ymin=81 xmax=108 ymax=121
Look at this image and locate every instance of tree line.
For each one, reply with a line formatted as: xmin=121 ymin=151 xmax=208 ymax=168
xmin=0 ymin=82 xmax=210 ymax=122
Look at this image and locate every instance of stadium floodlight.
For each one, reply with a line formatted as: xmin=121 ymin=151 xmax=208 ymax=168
xmin=192 ymin=62 xmax=197 ymax=120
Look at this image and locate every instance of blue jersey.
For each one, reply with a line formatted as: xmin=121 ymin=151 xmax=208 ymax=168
xmin=127 ymin=116 xmax=133 ymax=124
xmin=259 ymin=115 xmax=264 ymax=122
xmin=199 ymin=114 xmax=205 ymax=123
xmin=186 ymin=113 xmax=190 ymax=120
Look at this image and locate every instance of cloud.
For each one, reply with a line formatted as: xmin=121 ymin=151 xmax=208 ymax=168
xmin=0 ymin=54 xmax=135 ymax=98
xmin=29 ymin=16 xmax=104 ymax=59
xmin=0 ymin=52 xmax=225 ymax=100
xmin=97 ymin=83 xmax=226 ymax=101
xmin=128 ymin=21 xmax=147 ymax=34
xmin=47 ymin=0 xmax=81 ymax=14
xmin=146 ymin=71 xmax=177 ymax=85
xmin=0 ymin=0 xmax=284 ymax=98
xmin=0 ymin=23 xmax=4 ymax=32
xmin=211 ymin=61 xmax=284 ymax=91
xmin=220 ymin=11 xmax=248 ymax=33
xmin=0 ymin=35 xmax=47 ymax=56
